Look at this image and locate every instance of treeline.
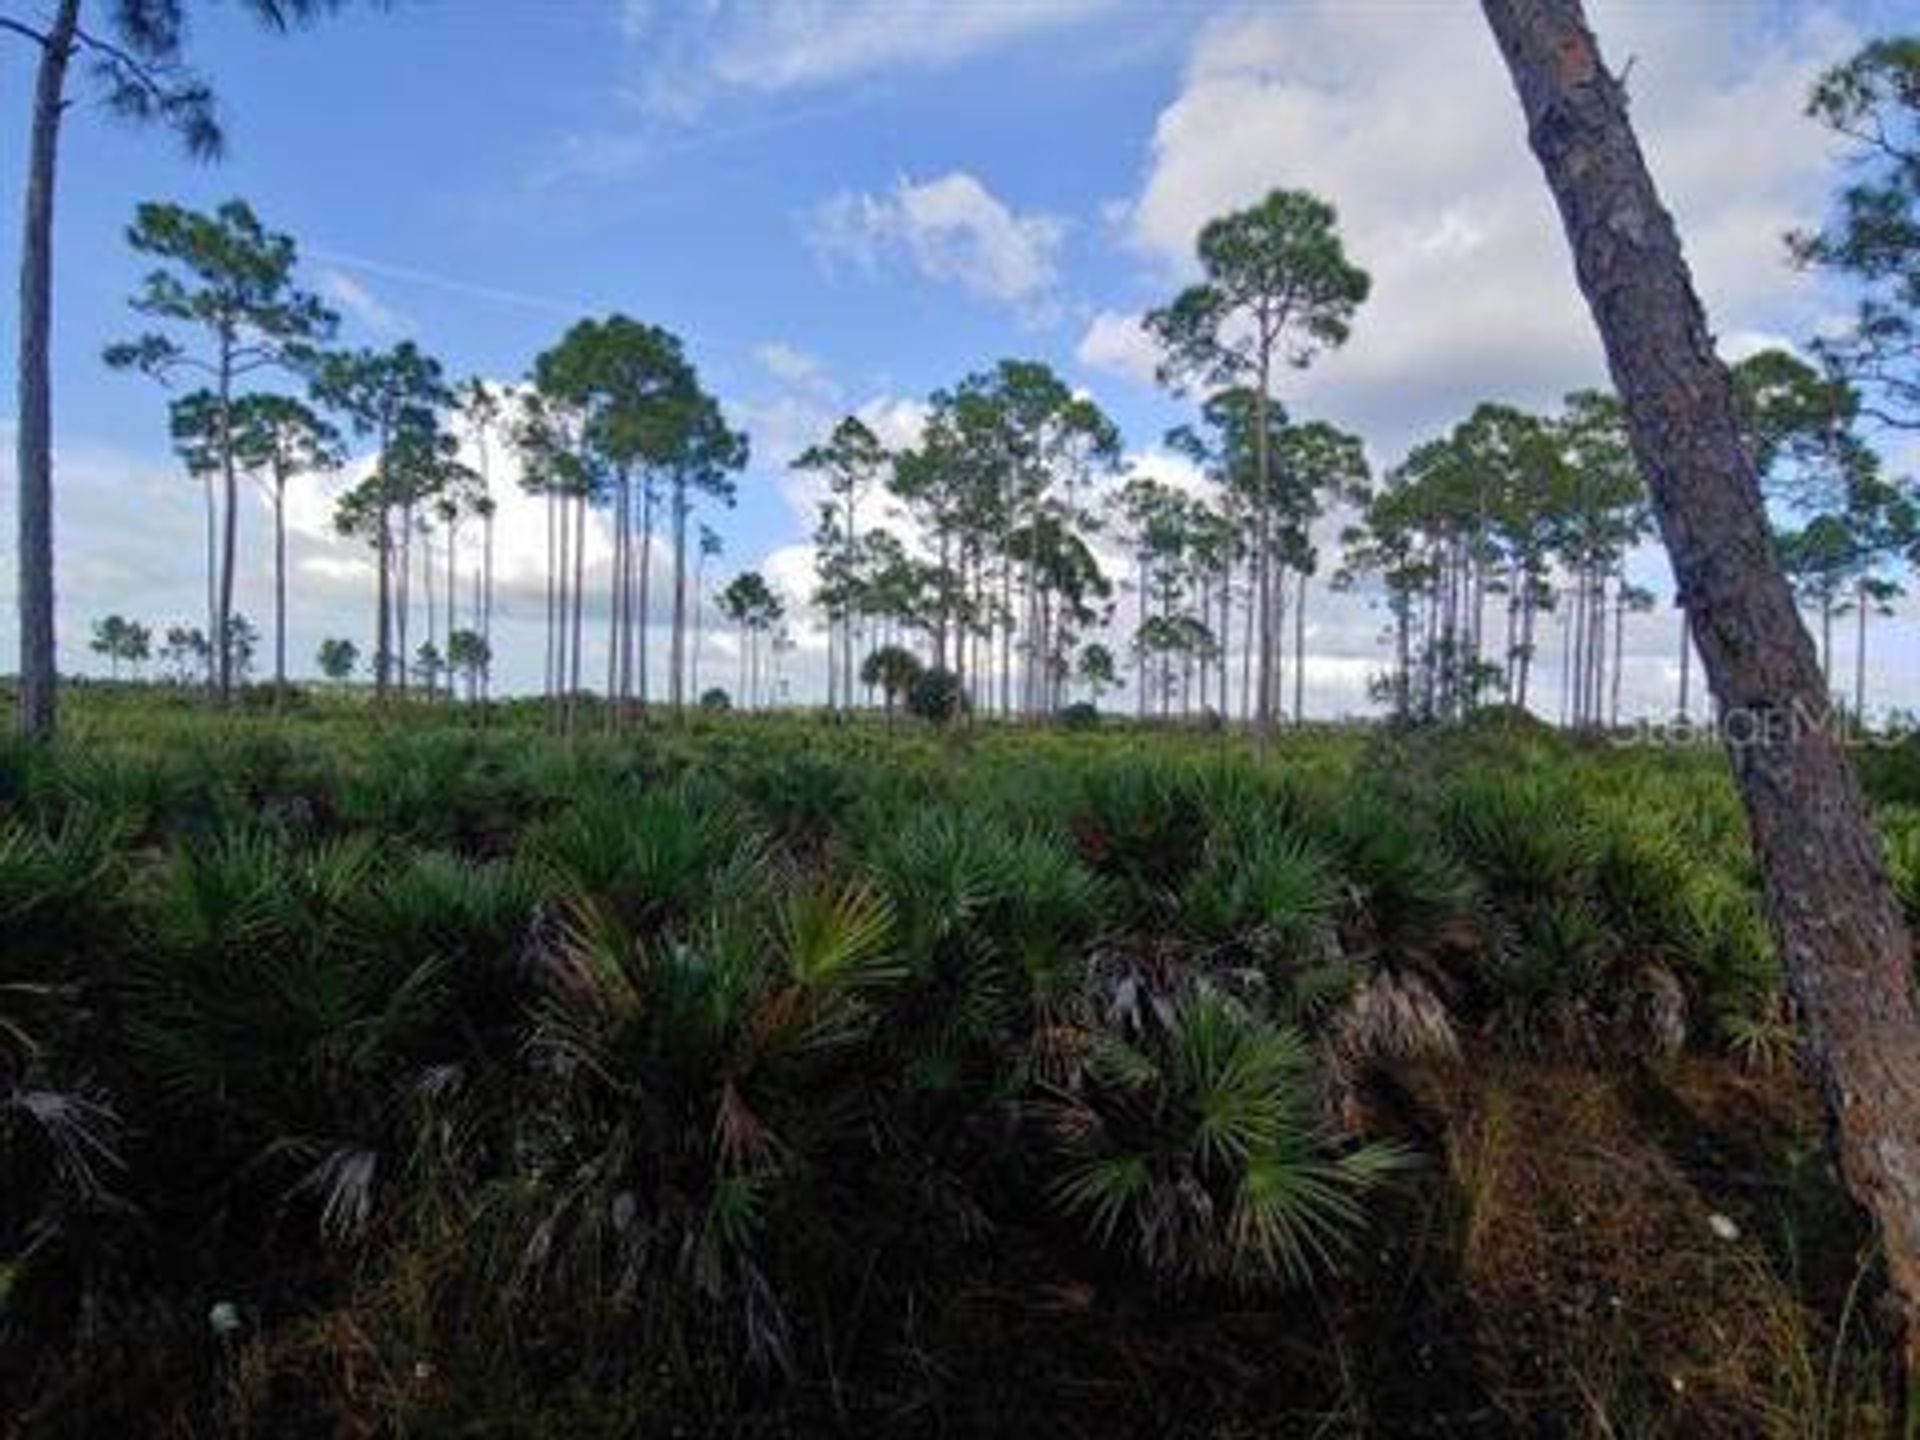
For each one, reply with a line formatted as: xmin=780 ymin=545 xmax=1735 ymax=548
xmin=67 ymin=65 xmax=1920 ymax=734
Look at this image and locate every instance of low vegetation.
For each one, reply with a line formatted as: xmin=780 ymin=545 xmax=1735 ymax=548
xmin=0 ymin=690 xmax=1909 ymax=1435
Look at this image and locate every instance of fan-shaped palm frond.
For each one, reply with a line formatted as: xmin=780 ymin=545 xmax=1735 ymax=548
xmin=1047 ymin=990 xmax=1405 ymax=1286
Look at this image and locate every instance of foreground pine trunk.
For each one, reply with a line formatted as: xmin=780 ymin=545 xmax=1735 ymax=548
xmin=1480 ymin=0 xmax=1920 ymax=1361
xmin=14 ymin=0 xmax=81 ymax=741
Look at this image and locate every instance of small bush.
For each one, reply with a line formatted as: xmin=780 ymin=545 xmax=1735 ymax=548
xmin=907 ymin=667 xmax=967 ymax=725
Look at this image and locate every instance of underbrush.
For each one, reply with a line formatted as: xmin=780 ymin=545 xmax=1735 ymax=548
xmin=0 ymin=699 xmax=1903 ymax=1435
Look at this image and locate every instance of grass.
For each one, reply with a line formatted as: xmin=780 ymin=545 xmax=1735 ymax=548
xmin=0 ymin=686 xmax=1908 ymax=1435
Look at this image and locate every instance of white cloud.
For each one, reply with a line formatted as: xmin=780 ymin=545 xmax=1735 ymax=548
xmin=317 ymin=267 xmax=411 ymax=337
xmin=754 ymin=340 xmax=839 ymax=400
xmin=1075 ymin=308 xmax=1158 ymax=387
xmin=1117 ymin=1 xmax=1856 ymax=461
xmin=625 ymin=0 xmax=1117 ymax=112
xmin=806 ymin=171 xmax=1066 ymax=322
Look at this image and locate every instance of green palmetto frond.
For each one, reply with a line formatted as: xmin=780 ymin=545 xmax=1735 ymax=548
xmin=1182 ymin=829 xmax=1339 ymax=963
xmin=779 ymin=880 xmax=899 ymax=992
xmin=531 ymin=781 xmax=771 ymax=935
xmin=1879 ymin=805 xmax=1920 ymax=927
xmin=0 ymin=807 xmax=128 ymax=961
xmin=1169 ymin=992 xmax=1308 ymax=1168
xmin=1230 ymin=1143 xmax=1405 ymax=1284
xmin=867 ymin=807 xmax=1009 ymax=962
xmin=1049 ymin=990 xmax=1404 ymax=1287
xmin=1442 ymin=771 xmax=1599 ymax=900
xmin=1329 ymin=788 xmax=1477 ymax=959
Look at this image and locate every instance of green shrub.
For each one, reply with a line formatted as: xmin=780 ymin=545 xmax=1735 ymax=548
xmin=907 ymin=666 xmax=967 ymax=725
xmin=1044 ymin=989 xmax=1403 ymax=1286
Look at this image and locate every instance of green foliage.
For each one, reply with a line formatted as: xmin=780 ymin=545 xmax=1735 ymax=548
xmin=906 ymin=665 xmax=967 ymax=725
xmin=1047 ymin=989 xmax=1402 ymax=1285
xmin=0 ymin=808 xmax=127 ymax=968
xmin=1057 ymin=700 xmax=1100 ymax=731
xmin=0 ymin=696 xmax=1827 ymax=1431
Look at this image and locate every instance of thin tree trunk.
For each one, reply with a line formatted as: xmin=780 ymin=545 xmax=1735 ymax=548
xmin=423 ymin=527 xmax=437 ymax=701
xmin=1610 ymin=590 xmax=1624 ymax=727
xmin=13 ymin=0 xmax=79 ymax=740
xmin=1484 ymin=0 xmax=1920 ymax=1364
xmin=1677 ymin=604 xmax=1692 ymax=719
xmin=215 ymin=350 xmax=238 ymax=703
xmin=692 ymin=554 xmax=705 ymax=701
xmin=570 ymin=492 xmax=585 ymax=720
xmin=273 ymin=478 xmax=288 ymax=689
xmin=638 ymin=482 xmax=654 ymax=710
xmin=203 ymin=475 xmax=218 ymax=693
xmin=378 ymin=498 xmax=394 ymax=702
xmin=1294 ymin=569 xmax=1308 ymax=724
xmin=1219 ymin=554 xmax=1232 ymax=719
xmin=1253 ymin=367 xmax=1274 ymax=737
xmin=398 ymin=500 xmax=413 ymax=701
xmin=482 ymin=505 xmax=495 ymax=708
xmin=543 ymin=489 xmax=556 ymax=709
xmin=670 ymin=479 xmax=688 ymax=714
xmin=445 ymin=511 xmax=458 ymax=687
xmin=1856 ymin=582 xmax=1869 ymax=721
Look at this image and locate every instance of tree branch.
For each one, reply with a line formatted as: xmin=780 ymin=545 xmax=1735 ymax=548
xmin=0 ymin=15 xmax=52 ymax=47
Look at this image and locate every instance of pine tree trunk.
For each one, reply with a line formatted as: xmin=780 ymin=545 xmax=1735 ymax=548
xmin=274 ymin=479 xmax=288 ymax=689
xmin=1856 ymin=583 xmax=1869 ymax=721
xmin=446 ymin=512 xmax=457 ymax=684
xmin=569 ymin=493 xmax=585 ymax=720
xmin=1677 ymin=605 xmax=1692 ymax=719
xmin=1253 ymin=370 xmax=1275 ymax=737
xmin=608 ymin=473 xmax=626 ymax=714
xmin=214 ymin=351 xmax=238 ymax=704
xmin=203 ymin=477 xmax=218 ymax=694
xmin=670 ymin=480 xmax=688 ymax=714
xmin=398 ymin=501 xmax=414 ymax=701
xmin=1294 ymin=569 xmax=1307 ymax=724
xmin=13 ymin=0 xmax=79 ymax=740
xmin=482 ymin=507 xmax=494 ymax=709
xmin=1483 ymin=0 xmax=1920 ymax=1364
xmin=378 ymin=499 xmax=394 ymax=703
xmin=637 ymin=483 xmax=654 ymax=710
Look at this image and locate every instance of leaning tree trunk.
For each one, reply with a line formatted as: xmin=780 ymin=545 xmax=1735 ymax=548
xmin=14 ymin=0 xmax=81 ymax=741
xmin=1483 ymin=0 xmax=1920 ymax=1366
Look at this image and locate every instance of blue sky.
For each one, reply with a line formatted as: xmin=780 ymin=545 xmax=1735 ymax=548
xmin=0 ymin=0 xmax=1913 ymax=713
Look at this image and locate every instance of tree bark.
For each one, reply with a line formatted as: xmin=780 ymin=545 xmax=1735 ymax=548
xmin=273 ymin=478 xmax=288 ymax=689
xmin=1677 ymin=605 xmax=1691 ymax=719
xmin=1483 ymin=0 xmax=1920 ymax=1364
xmin=1294 ymin=569 xmax=1308 ymax=724
xmin=14 ymin=0 xmax=81 ymax=740
xmin=670 ymin=478 xmax=688 ymax=714
xmin=1856 ymin=583 xmax=1869 ymax=721
xmin=215 ymin=350 xmax=237 ymax=703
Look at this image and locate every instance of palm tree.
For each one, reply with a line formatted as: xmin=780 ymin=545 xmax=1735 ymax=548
xmin=861 ymin=644 xmax=923 ymax=725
